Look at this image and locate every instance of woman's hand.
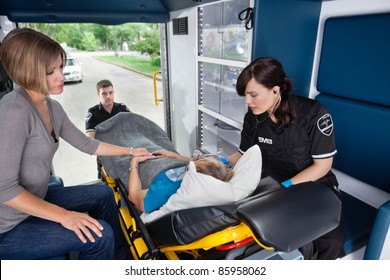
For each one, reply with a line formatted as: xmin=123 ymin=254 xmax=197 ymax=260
xmin=4 ymin=190 xmax=105 ymax=244
xmin=59 ymin=211 xmax=104 ymax=243
xmin=131 ymin=155 xmax=156 ymax=165
xmin=152 ymin=149 xmax=175 ymax=158
xmin=95 ymin=142 xmax=152 ymax=157
xmin=132 ymin=148 xmax=152 ymax=157
xmin=153 ymin=149 xmax=190 ymax=161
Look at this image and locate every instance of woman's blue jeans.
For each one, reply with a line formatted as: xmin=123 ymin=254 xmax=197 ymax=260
xmin=0 ymin=184 xmax=129 ymax=260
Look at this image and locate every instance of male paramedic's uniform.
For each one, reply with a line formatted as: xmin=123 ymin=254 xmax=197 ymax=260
xmin=85 ymin=102 xmax=130 ymax=134
xmin=85 ymin=102 xmax=130 ymax=178
xmin=238 ymin=95 xmax=345 ymax=259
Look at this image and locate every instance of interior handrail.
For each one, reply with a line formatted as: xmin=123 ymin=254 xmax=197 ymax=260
xmin=153 ymin=71 xmax=162 ymax=105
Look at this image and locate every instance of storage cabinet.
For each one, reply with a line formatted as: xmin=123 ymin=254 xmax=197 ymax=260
xmin=200 ymin=111 xmax=242 ymax=155
xmin=197 ymin=0 xmax=252 ymax=156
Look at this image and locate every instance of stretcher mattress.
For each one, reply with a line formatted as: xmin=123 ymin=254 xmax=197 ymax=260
xmin=144 ymin=176 xmax=342 ymax=252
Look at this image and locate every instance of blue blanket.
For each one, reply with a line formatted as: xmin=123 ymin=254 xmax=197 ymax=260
xmin=95 ymin=112 xmax=187 ymax=189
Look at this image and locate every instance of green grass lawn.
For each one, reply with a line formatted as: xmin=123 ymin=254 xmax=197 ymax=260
xmin=97 ymin=55 xmax=161 ymax=76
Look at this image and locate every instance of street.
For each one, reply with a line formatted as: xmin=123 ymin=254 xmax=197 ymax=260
xmin=51 ymin=51 xmax=164 ymax=185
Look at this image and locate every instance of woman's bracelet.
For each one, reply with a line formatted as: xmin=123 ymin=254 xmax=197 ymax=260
xmin=128 ymin=165 xmax=138 ymax=172
xmin=129 ymin=147 xmax=133 ymax=156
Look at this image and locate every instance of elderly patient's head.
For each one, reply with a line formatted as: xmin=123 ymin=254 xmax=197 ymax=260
xmin=194 ymin=157 xmax=234 ymax=182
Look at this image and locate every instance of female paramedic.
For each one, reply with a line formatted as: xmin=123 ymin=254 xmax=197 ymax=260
xmin=228 ymin=57 xmax=345 ymax=260
xmin=0 ymin=28 xmax=151 ymax=260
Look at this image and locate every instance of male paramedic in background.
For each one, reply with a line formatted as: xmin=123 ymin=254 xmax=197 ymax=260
xmin=85 ymin=79 xmax=130 ymax=178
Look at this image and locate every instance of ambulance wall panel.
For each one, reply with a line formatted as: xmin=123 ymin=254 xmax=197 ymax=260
xmin=316 ymin=94 xmax=389 ymax=192
xmin=252 ymin=0 xmax=322 ymax=97
xmin=316 ymin=12 xmax=390 ymax=192
xmin=317 ymin=13 xmax=390 ymax=106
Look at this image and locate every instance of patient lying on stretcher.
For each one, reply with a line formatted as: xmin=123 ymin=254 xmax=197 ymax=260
xmin=127 ymin=145 xmax=262 ymax=224
xmin=93 ymin=112 xmax=262 ymax=223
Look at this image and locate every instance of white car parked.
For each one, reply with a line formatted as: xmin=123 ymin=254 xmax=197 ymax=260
xmin=63 ymin=56 xmax=82 ymax=83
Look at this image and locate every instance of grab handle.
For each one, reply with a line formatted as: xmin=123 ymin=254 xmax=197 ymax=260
xmin=153 ymin=71 xmax=162 ymax=105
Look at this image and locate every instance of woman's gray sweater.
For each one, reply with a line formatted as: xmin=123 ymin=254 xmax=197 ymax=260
xmin=0 ymin=87 xmax=99 ymax=233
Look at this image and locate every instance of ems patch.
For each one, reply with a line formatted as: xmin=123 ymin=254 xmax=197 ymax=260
xmin=317 ymin=113 xmax=333 ymax=136
xmin=85 ymin=112 xmax=92 ymax=122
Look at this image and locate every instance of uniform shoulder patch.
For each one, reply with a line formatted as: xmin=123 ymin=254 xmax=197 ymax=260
xmin=317 ymin=113 xmax=333 ymax=136
xmin=85 ymin=112 xmax=92 ymax=123
xmin=120 ymin=103 xmax=130 ymax=112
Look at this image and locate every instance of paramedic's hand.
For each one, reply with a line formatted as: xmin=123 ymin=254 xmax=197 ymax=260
xmin=153 ymin=149 xmax=190 ymax=161
xmin=60 ymin=210 xmax=104 ymax=243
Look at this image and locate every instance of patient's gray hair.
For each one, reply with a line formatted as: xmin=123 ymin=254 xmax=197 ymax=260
xmin=195 ymin=157 xmax=234 ymax=182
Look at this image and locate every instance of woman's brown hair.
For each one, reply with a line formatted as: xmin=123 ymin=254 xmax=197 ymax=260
xmin=236 ymin=57 xmax=296 ymax=127
xmin=0 ymin=28 xmax=66 ymax=96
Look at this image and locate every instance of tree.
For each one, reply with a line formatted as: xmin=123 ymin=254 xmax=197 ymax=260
xmin=19 ymin=22 xmax=160 ymax=55
xmin=81 ymin=31 xmax=98 ymax=51
xmin=66 ymin=24 xmax=98 ymax=51
xmin=20 ymin=23 xmax=68 ymax=43
xmin=134 ymin=24 xmax=160 ymax=57
xmin=92 ymin=25 xmax=111 ymax=49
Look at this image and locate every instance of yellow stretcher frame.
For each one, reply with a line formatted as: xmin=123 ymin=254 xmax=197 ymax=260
xmin=101 ymin=167 xmax=273 ymax=260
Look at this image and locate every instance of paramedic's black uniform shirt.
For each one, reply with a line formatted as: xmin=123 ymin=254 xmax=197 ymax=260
xmin=85 ymin=102 xmax=130 ymax=132
xmin=239 ymin=95 xmax=338 ymax=187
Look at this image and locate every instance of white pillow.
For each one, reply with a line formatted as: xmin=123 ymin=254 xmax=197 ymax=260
xmin=141 ymin=145 xmax=262 ymax=223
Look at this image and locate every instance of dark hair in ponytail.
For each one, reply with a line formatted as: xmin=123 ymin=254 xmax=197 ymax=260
xmin=236 ymin=57 xmax=295 ymax=127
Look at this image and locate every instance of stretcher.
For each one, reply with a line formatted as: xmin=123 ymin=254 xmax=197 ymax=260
xmin=95 ymin=112 xmax=342 ymax=260
xmin=101 ymin=168 xmax=341 ymax=260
